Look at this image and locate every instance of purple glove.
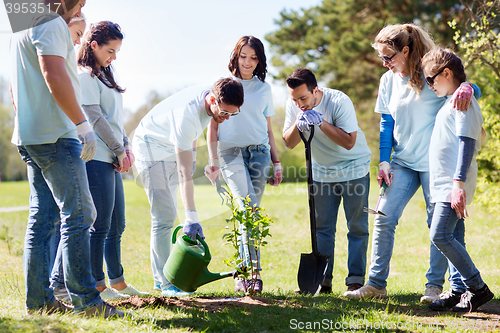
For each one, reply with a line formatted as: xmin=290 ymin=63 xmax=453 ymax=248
xmin=296 ymin=110 xmax=323 ymax=132
xmin=183 ymin=211 xmax=205 ymax=241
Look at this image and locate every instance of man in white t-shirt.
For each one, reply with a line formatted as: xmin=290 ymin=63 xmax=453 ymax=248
xmin=10 ymin=0 xmax=125 ymax=318
xmin=133 ymin=78 xmax=243 ymax=297
xmin=283 ymin=68 xmax=371 ymax=294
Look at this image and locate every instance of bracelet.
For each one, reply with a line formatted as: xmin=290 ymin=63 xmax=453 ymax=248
xmin=210 ymin=157 xmax=219 ymax=159
xmin=274 ymin=161 xmax=280 ymax=164
xmin=76 ymin=120 xmax=87 ymax=126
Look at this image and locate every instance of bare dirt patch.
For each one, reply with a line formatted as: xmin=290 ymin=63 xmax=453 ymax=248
xmin=114 ymin=296 xmax=295 ymax=313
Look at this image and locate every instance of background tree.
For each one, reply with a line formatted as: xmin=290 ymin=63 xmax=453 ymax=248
xmin=0 ymin=77 xmax=26 ymax=181
xmin=451 ymin=0 xmax=500 ymax=212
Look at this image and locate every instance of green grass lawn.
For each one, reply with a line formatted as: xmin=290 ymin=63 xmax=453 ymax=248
xmin=0 ymin=179 xmax=499 ymax=332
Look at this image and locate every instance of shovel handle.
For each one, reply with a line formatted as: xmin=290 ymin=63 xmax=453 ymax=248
xmin=298 ymin=125 xmax=320 ymax=255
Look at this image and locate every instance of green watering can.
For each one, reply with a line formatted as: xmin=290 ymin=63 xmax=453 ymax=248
xmin=164 ymin=225 xmax=235 ymax=292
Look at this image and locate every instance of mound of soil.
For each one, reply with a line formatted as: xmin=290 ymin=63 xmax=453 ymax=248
xmin=114 ymin=296 xmax=290 ymax=313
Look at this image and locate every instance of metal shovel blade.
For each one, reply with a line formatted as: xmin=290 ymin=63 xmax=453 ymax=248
xmin=298 ymin=252 xmax=329 ymax=296
xmin=363 ymin=207 xmax=387 ymax=217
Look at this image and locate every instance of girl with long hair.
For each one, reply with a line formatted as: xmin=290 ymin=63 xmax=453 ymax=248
xmin=205 ymin=36 xmax=282 ymax=293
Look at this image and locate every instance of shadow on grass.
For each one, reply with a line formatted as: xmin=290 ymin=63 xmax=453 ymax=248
xmin=115 ymin=293 xmax=500 ymax=332
xmin=2 ymin=294 xmax=498 ymax=333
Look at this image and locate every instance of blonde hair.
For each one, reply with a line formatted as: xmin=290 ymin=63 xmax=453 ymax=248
xmin=68 ymin=12 xmax=86 ymax=26
xmin=372 ymin=23 xmax=435 ymax=92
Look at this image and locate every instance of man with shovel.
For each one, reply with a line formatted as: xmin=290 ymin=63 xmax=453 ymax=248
xmin=132 ymin=78 xmax=243 ymax=297
xmin=283 ymin=68 xmax=371 ymax=294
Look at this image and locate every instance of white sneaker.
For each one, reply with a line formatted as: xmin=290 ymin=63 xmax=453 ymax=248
xmin=344 ymin=283 xmax=387 ymax=299
xmin=100 ymin=288 xmax=130 ymax=301
xmin=161 ymin=285 xmax=191 ymax=297
xmin=420 ymin=286 xmax=442 ymax=303
xmin=114 ymin=285 xmax=149 ymax=297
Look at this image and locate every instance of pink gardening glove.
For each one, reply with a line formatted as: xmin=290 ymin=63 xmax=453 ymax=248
xmin=114 ymin=153 xmax=131 ymax=173
xmin=204 ymin=158 xmax=220 ymax=185
xmin=378 ymin=161 xmax=393 ymax=187
xmin=451 ymin=83 xmax=473 ymax=111
xmin=451 ymin=180 xmax=468 ymax=219
xmin=269 ymin=162 xmax=282 ymax=186
xmin=125 ymin=145 xmax=135 ymax=167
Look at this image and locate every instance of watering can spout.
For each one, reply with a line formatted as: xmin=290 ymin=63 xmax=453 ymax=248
xmin=195 ymin=270 xmax=236 ymax=290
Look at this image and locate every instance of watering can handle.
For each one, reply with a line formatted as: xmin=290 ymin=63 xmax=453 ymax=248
xmin=172 ymin=225 xmax=211 ymax=261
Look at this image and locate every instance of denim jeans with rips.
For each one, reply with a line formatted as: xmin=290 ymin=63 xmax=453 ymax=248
xmin=219 ymin=144 xmax=271 ymax=272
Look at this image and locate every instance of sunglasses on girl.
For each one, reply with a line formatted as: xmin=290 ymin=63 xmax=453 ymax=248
xmin=425 ymin=68 xmax=445 ymax=87
xmin=378 ymin=51 xmax=398 ymax=63
xmin=216 ymin=103 xmax=240 ymax=117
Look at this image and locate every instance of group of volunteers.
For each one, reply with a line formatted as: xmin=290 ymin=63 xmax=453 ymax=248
xmin=9 ymin=0 xmax=493 ymax=318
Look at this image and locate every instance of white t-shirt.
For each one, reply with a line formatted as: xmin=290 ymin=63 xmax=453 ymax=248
xmin=133 ymin=86 xmax=211 ymax=161
xmin=10 ymin=14 xmax=79 ymax=145
xmin=283 ymin=87 xmax=371 ymax=183
xmin=375 ymin=70 xmax=447 ymax=171
xmin=79 ymin=68 xmax=124 ymax=163
xmin=217 ymin=76 xmax=274 ymax=150
xmin=429 ymin=96 xmax=483 ymax=204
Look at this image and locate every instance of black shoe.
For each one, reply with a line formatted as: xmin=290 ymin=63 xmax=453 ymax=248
xmin=453 ymin=284 xmax=494 ymax=312
xmin=428 ymin=290 xmax=463 ymax=311
xmin=319 ymin=286 xmax=332 ymax=294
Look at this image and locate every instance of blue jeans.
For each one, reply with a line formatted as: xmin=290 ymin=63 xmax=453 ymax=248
xmin=219 ymin=145 xmax=271 ymax=271
xmin=18 ymin=139 xmax=101 ymax=311
xmin=430 ymin=203 xmax=483 ymax=290
xmin=368 ymin=162 xmax=465 ymax=290
xmin=86 ymin=160 xmax=126 ymax=287
xmin=314 ymin=173 xmax=370 ymax=287
xmin=135 ymin=159 xmax=178 ymax=289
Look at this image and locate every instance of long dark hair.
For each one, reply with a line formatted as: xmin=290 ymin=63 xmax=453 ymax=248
xmin=77 ymin=21 xmax=125 ymax=93
xmin=228 ymin=36 xmax=267 ymax=82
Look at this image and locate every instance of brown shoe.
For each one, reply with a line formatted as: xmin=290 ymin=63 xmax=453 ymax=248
xmin=347 ymin=283 xmax=363 ymax=292
xmin=26 ymin=299 xmax=74 ymax=315
xmin=80 ymin=302 xmax=129 ymax=319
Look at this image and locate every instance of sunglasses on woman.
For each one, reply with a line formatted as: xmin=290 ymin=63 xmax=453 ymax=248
xmin=378 ymin=51 xmax=398 ymax=63
xmin=425 ymin=68 xmax=445 ymax=87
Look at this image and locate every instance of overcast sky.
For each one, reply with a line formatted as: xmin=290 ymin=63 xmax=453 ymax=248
xmin=0 ymin=0 xmax=322 ymax=113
